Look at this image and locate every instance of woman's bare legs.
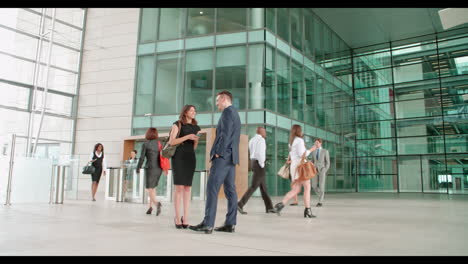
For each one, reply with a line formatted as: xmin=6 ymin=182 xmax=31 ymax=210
xmin=174 ymin=185 xmax=184 ymax=224
xmin=182 ymin=186 xmax=191 ymax=225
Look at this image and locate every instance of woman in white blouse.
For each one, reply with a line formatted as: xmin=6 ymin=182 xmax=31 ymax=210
xmin=273 ymin=125 xmax=317 ymax=218
xmin=88 ymin=143 xmax=107 ymax=201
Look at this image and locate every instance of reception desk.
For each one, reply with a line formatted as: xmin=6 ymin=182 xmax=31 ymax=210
xmin=122 ymin=128 xmax=248 ymax=200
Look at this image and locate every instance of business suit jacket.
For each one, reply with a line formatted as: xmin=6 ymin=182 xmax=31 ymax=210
xmin=311 ymin=148 xmax=330 ymax=172
xmin=210 ymin=105 xmax=241 ymax=165
xmin=137 ymin=140 xmax=162 ymax=172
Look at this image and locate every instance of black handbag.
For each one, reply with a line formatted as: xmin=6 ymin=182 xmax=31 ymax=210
xmin=82 ymin=162 xmax=96 ymax=174
xmin=161 ymin=121 xmax=181 ymax=159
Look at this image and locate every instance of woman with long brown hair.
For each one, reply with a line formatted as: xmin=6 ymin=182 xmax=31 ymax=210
xmin=169 ymin=105 xmax=200 ymax=229
xmin=136 ymin=127 xmax=164 ymax=216
xmin=273 ymin=124 xmax=317 ymax=218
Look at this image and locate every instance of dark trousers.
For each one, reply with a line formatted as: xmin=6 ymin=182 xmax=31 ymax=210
xmin=238 ymin=160 xmax=273 ymax=211
xmin=203 ymin=156 xmax=237 ymax=227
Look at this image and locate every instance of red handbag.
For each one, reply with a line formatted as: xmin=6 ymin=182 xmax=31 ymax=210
xmin=158 ymin=141 xmax=171 ymax=171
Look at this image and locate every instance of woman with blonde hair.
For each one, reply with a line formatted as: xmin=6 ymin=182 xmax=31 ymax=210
xmin=273 ymin=124 xmax=317 ymax=218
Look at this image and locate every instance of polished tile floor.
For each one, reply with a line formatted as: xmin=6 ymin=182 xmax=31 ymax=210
xmin=1 ymin=192 xmax=467 ymax=256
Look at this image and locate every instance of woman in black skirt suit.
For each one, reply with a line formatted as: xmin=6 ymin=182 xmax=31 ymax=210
xmin=136 ymin=127 xmax=164 ymax=216
xmin=88 ymin=143 xmax=107 ymax=201
xmin=169 ymin=105 xmax=200 ymax=229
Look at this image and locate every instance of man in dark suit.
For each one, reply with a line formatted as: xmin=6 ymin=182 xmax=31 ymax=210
xmin=189 ymin=91 xmax=241 ymax=234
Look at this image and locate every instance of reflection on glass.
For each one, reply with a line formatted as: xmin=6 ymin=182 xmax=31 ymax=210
xmin=184 ymin=49 xmax=213 ymax=112
xmin=216 ymin=8 xmax=246 ymax=33
xmin=187 ymin=8 xmax=214 ymax=37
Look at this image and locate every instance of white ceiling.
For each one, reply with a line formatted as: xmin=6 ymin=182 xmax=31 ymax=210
xmin=311 ymin=8 xmax=445 ymax=48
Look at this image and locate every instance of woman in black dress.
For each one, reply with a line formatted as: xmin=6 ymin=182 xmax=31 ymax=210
xmin=136 ymin=128 xmax=164 ymax=216
xmin=88 ymin=143 xmax=107 ymax=201
xmin=169 ymin=105 xmax=200 ymax=229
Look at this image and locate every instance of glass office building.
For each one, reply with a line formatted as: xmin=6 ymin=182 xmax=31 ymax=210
xmin=132 ymin=8 xmax=468 ymax=196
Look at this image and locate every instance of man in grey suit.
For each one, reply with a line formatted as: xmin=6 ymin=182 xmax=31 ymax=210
xmin=189 ymin=91 xmax=241 ymax=234
xmin=310 ymin=138 xmax=330 ymax=207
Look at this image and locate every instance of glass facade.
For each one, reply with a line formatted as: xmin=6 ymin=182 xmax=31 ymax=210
xmin=134 ymin=8 xmax=468 ymax=196
xmin=0 ymin=8 xmax=85 ymax=157
xmin=134 ymin=8 xmax=355 ymax=196
xmin=351 ymin=28 xmax=468 ymax=194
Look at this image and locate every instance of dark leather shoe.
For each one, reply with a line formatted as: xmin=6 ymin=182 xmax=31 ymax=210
xmin=290 ymin=203 xmax=298 ymax=206
xmin=266 ymin=208 xmax=276 ymax=213
xmin=189 ymin=222 xmax=213 ymax=234
xmin=237 ymin=204 xmax=247 ymax=215
xmin=316 ymin=203 xmax=323 ymax=207
xmin=156 ymin=202 xmax=162 ymax=216
xmin=214 ymin=225 xmax=235 ymax=233
xmin=274 ymin=202 xmax=284 ymax=216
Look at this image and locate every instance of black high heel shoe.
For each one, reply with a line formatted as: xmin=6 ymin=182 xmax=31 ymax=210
xmin=146 ymin=207 xmax=153 ymax=215
xmin=304 ymin=207 xmax=316 ymax=218
xmin=174 ymin=217 xmax=183 ymax=229
xmin=181 ymin=216 xmax=188 ymax=229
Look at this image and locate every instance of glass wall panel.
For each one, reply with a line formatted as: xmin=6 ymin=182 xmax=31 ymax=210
xmin=356 ymin=120 xmax=395 ymax=139
xmin=396 ymin=117 xmax=446 ymax=137
xmin=291 ymin=61 xmax=304 ymax=120
xmin=216 ymin=8 xmax=246 ymax=33
xmin=55 ymin=8 xmax=84 ymax=28
xmin=154 ymin=52 xmax=184 ymax=115
xmin=445 ymin=154 xmax=468 ymax=194
xmin=215 ymin=46 xmax=246 ymax=110
xmin=265 ymin=45 xmax=276 ymax=112
xmin=276 ymin=51 xmax=290 ymax=116
xmin=35 ymin=91 xmax=73 ymax=116
xmin=356 ymin=138 xmax=396 ymax=156
xmin=276 ymin=8 xmax=289 ymax=43
xmin=44 ymin=18 xmax=82 ymax=49
xmin=159 ymin=8 xmax=185 ymax=40
xmin=38 ymin=66 xmax=77 ymax=94
xmin=185 ymin=49 xmax=213 ymax=112
xmin=0 ymin=53 xmax=35 ymax=85
xmin=0 ymin=27 xmax=38 ymax=60
xmin=134 ymin=56 xmax=155 ymax=115
xmin=0 ymin=83 xmax=29 ymax=109
xmin=0 ymin=9 xmax=41 ymax=36
xmin=354 ymin=68 xmax=393 ymax=88
xmin=187 ymin=8 xmax=214 ymax=37
xmin=139 ymin=8 xmax=158 ymax=43
xmin=356 ymin=103 xmax=394 ymax=122
xmin=358 ymin=156 xmax=397 ymax=175
xmin=265 ymin=8 xmax=276 ymax=33
xmin=397 ymin=136 xmax=444 ymax=155
xmin=358 ymin=174 xmax=397 ymax=192
xmin=355 ymin=85 xmax=394 ymax=105
xmin=395 ymin=98 xmax=442 ymax=119
xmin=303 ymin=9 xmax=314 ymax=60
xmin=40 ymin=43 xmax=80 ymax=72
xmin=398 ymin=156 xmax=423 ymax=192
xmin=421 ymin=155 xmax=448 ymax=193
xmin=290 ymin=8 xmax=302 ymax=52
